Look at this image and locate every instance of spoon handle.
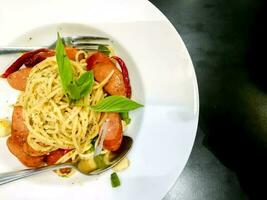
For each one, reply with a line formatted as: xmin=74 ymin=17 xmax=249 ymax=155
xmin=0 ymin=163 xmax=73 ymax=185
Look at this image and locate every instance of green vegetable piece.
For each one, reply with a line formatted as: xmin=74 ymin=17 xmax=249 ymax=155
xmin=90 ymin=96 xmax=143 ymax=112
xmin=94 ymin=154 xmax=108 ymax=169
xmin=120 ymin=112 xmax=131 ymax=125
xmin=124 ymin=118 xmax=131 ymax=125
xmin=111 ymin=172 xmax=121 ymax=188
xmin=56 ymin=33 xmax=73 ymax=92
xmin=98 ymin=45 xmax=111 ymax=56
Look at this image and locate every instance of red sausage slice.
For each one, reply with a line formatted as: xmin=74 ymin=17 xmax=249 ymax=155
xmin=103 ymin=113 xmax=123 ymax=151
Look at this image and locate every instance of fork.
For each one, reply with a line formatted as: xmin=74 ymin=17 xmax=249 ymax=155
xmin=0 ymin=35 xmax=110 ymax=54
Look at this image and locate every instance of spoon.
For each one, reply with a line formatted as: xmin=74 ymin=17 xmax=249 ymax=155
xmin=0 ymin=136 xmax=133 ymax=185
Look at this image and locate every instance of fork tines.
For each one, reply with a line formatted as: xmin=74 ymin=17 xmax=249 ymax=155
xmin=70 ymin=36 xmax=109 ymax=41
xmin=64 ymin=35 xmax=110 ymax=50
xmin=72 ymin=42 xmax=109 ymax=47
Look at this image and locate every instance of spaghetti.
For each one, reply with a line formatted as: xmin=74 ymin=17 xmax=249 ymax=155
xmin=17 ymin=52 xmax=113 ymax=168
xmin=3 ymin=35 xmax=143 ymax=177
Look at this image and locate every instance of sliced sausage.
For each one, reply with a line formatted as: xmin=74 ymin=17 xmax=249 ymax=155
xmin=10 ymin=106 xmax=46 ymax=161
xmin=65 ymin=47 xmax=85 ymax=61
xmin=23 ymin=142 xmax=48 ymax=157
xmin=93 ymin=62 xmax=126 ymax=96
xmin=7 ymin=135 xmax=45 ymax=167
xmin=12 ymin=106 xmax=28 ymax=134
xmin=86 ymin=52 xmax=112 ymax=70
xmin=103 ymin=113 xmax=123 ymax=151
xmin=7 ymin=68 xmax=31 ymax=91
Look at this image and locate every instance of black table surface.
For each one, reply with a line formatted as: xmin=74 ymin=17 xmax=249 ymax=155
xmin=149 ymin=0 xmax=267 ymax=199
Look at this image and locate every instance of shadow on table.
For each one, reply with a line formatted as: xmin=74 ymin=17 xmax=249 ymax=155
xmin=200 ymin=1 xmax=267 ymax=199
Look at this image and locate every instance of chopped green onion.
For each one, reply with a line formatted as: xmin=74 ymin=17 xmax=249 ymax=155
xmin=111 ymin=172 xmax=121 ymax=188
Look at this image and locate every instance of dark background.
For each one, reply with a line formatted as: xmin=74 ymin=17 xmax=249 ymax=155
xmin=149 ymin=0 xmax=267 ymax=199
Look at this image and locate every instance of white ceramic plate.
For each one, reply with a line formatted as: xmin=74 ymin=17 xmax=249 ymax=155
xmin=0 ymin=0 xmax=199 ymax=199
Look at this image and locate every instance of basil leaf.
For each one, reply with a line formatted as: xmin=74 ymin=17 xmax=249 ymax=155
xmin=67 ymin=82 xmax=80 ymax=100
xmin=76 ymin=71 xmax=93 ymax=86
xmin=56 ymin=33 xmax=73 ymax=92
xmin=79 ymin=82 xmax=93 ymax=97
xmin=90 ymin=96 xmax=143 ymax=112
xmin=75 ymin=71 xmax=94 ymax=98
xmin=67 ymin=72 xmax=94 ymax=100
xmin=98 ymin=45 xmax=111 ymax=56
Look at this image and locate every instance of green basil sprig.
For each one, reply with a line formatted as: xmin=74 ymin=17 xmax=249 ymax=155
xmin=67 ymin=71 xmax=94 ymax=100
xmin=56 ymin=33 xmax=94 ymax=100
xmin=90 ymin=96 xmax=143 ymax=112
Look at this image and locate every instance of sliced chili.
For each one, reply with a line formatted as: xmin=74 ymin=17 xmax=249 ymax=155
xmin=112 ymin=56 xmax=132 ymax=98
xmin=24 ymin=51 xmax=55 ymax=67
xmin=45 ymin=149 xmax=72 ymax=175
xmin=1 ymin=48 xmax=50 ymax=78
